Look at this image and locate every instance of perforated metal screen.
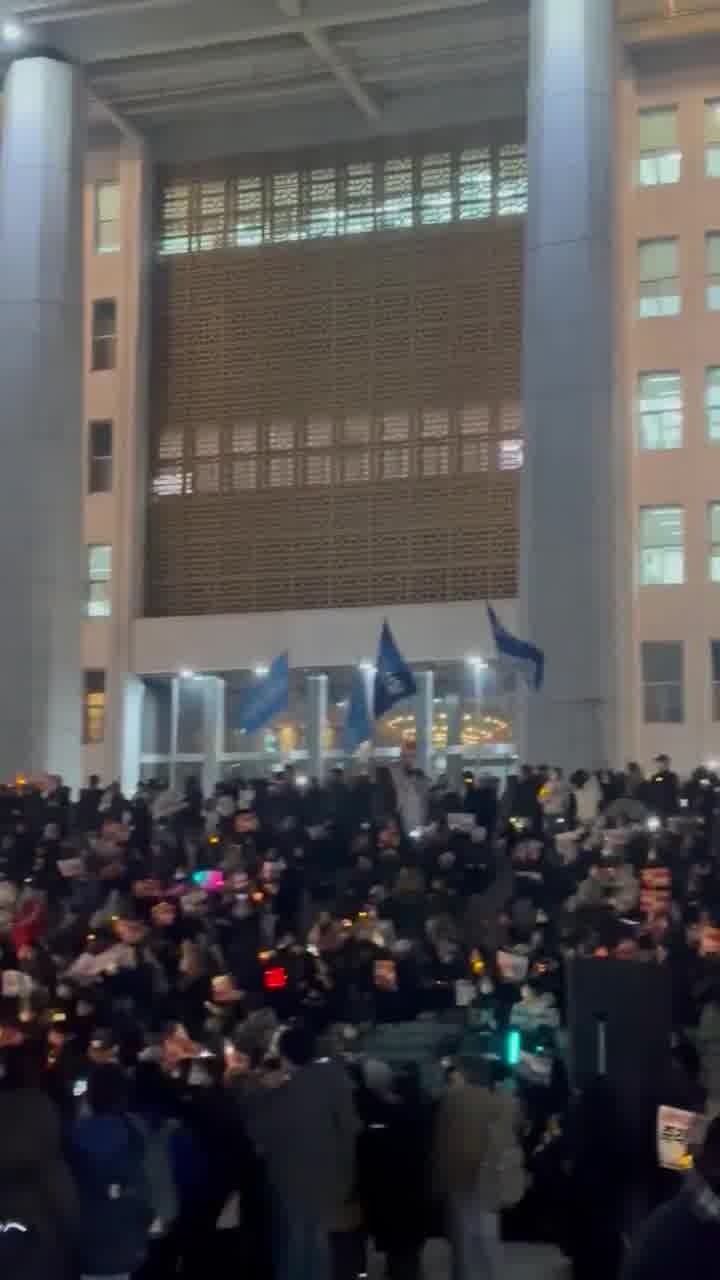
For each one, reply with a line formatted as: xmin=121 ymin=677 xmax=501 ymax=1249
xmin=147 ymin=128 xmax=524 ymax=617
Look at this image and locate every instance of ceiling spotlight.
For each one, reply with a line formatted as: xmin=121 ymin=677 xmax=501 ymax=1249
xmin=254 ymin=664 xmax=270 ymax=678
xmin=359 ymin=660 xmax=375 ymax=673
xmin=467 ymin=655 xmax=488 ymax=670
xmin=179 ymin=667 xmax=195 ymax=679
xmin=3 ymin=20 xmax=24 ymax=42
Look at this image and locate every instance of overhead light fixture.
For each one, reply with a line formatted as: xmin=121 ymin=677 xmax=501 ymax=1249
xmin=179 ymin=667 xmax=195 ymax=679
xmin=359 ymin=660 xmax=375 ymax=673
xmin=254 ymin=664 xmax=269 ymax=678
xmin=467 ymin=655 xmax=488 ymax=670
xmin=3 ymin=19 xmax=23 ymax=42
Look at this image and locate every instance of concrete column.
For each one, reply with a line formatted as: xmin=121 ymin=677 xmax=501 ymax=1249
xmin=445 ymin=694 xmax=464 ymax=791
xmin=306 ymin=673 xmax=329 ymax=783
xmin=414 ymin=671 xmax=434 ymax=779
xmin=169 ymin=677 xmax=180 ymax=789
xmin=201 ymin=676 xmax=224 ymax=796
xmin=520 ymin=0 xmax=615 ymax=772
xmin=0 ymin=56 xmax=85 ymax=790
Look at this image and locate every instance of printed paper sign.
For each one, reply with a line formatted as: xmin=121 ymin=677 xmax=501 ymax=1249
xmin=496 ymin=949 xmax=529 ymax=983
xmin=657 ymin=1105 xmax=701 ymax=1172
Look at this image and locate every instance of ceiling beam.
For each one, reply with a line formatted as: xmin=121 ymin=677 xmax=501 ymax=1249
xmin=19 ymin=0 xmax=188 ymax=20
xmin=303 ymin=27 xmax=381 ymax=120
xmin=81 ymin=0 xmax=494 ymax=68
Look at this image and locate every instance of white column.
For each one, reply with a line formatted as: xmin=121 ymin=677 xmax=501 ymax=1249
xmin=414 ymin=670 xmax=434 ymax=779
xmin=201 ymin=676 xmax=224 ymax=796
xmin=520 ymin=0 xmax=615 ymax=772
xmin=120 ymin=676 xmax=144 ymax=797
xmin=306 ymin=673 xmax=328 ymax=783
xmin=445 ymin=693 xmax=463 ymax=790
xmin=0 ymin=56 xmax=85 ymax=790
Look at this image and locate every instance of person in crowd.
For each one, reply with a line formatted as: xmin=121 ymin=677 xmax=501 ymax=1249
xmin=0 ymin=1040 xmax=78 ymax=1279
xmin=565 ymin=1076 xmax=627 ymax=1280
xmin=646 ymin=755 xmax=679 ymax=820
xmin=246 ymin=1025 xmax=360 ymax=1280
xmin=622 ymin=1115 xmax=720 ymax=1280
xmin=432 ymin=1055 xmax=525 ymax=1280
xmin=68 ymin=1063 xmax=152 ymax=1280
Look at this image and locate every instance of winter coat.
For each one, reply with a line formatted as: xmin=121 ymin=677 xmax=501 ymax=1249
xmin=68 ymin=1113 xmax=152 ymax=1276
xmin=432 ymin=1084 xmax=525 ymax=1210
xmin=0 ymin=1087 xmax=78 ymax=1280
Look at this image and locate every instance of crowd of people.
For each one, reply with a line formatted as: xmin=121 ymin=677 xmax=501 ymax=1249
xmin=1 ymin=747 xmax=720 ymax=1279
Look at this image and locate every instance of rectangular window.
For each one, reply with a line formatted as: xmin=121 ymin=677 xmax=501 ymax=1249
xmin=638 ymin=372 xmax=683 ymax=450
xmin=88 ymin=420 xmax=113 ymax=493
xmin=639 ymin=507 xmax=684 ymax=585
xmin=638 ymin=107 xmax=681 ymax=186
xmin=706 ymin=368 xmax=720 ymax=442
xmin=86 ymin=544 xmax=112 ymax=617
xmin=641 ymin=641 xmax=684 ymax=723
xmin=711 ymin=640 xmax=720 ymax=720
xmin=709 ymin=503 xmax=720 ymax=582
xmin=83 ymin=670 xmax=106 ymax=744
xmin=705 ymin=100 xmax=720 ymax=177
xmin=91 ymin=299 xmax=117 ymax=370
xmin=639 ymin=239 xmax=680 ymax=317
xmin=94 ymin=181 xmax=120 ymax=253
xmin=707 ymin=233 xmax=720 ymax=310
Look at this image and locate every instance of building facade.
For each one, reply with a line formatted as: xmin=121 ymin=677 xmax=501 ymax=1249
xmin=2 ymin=0 xmax=719 ymax=789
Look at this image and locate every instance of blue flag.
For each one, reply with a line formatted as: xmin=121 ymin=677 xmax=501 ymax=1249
xmin=373 ymin=620 xmax=417 ymax=718
xmin=238 ymin=653 xmax=289 ymax=734
xmin=344 ymin=668 xmax=372 ymax=754
xmin=487 ymin=604 xmax=544 ymax=691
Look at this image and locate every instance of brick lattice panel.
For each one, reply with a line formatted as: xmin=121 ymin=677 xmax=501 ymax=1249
xmin=147 ymin=135 xmax=523 ymax=617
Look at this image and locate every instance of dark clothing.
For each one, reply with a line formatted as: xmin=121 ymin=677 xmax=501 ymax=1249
xmin=69 ymin=1112 xmax=152 ymax=1276
xmin=645 ymin=769 xmax=679 ymax=819
xmin=622 ymin=1179 xmax=720 ymax=1280
xmin=0 ymin=1087 xmax=78 ymax=1280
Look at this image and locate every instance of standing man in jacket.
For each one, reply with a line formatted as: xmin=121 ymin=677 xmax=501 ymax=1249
xmin=432 ymin=1057 xmax=525 ymax=1280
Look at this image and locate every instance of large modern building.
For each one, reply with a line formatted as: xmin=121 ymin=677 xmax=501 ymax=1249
xmin=0 ymin=0 xmax=718 ymax=791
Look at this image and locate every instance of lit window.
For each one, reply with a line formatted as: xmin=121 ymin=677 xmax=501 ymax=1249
xmin=711 ymin=640 xmax=720 ymax=720
xmin=381 ymin=414 xmax=409 ymax=442
xmin=497 ymin=143 xmax=529 ymax=215
xmin=638 ymin=239 xmax=680 ymax=317
xmin=461 ymin=439 xmax=489 ymax=473
xmin=381 ymin=447 xmax=410 ymax=480
xmin=638 ymin=108 xmax=681 ymax=186
xmin=159 ymin=184 xmax=190 ymax=255
xmin=235 ymin=177 xmax=263 ymax=247
xmin=303 ymin=169 xmax=338 ymax=239
xmin=498 ymin=438 xmax=524 ymax=470
xmin=231 ymin=458 xmax=257 ymax=490
xmin=341 ymin=451 xmax=370 ymax=483
xmin=195 ymin=462 xmax=219 ymax=493
xmin=269 ymin=422 xmax=294 ymax=451
xmin=306 ymin=454 xmax=332 ymax=485
xmin=269 ymin=456 xmax=295 ymax=486
xmin=382 ymin=157 xmax=413 ymax=230
xmin=91 ymin=299 xmax=117 ymax=370
xmin=194 ymin=426 xmax=219 ymax=457
xmin=420 ymin=443 xmax=449 ymax=477
xmin=152 ymin=465 xmax=183 ymax=497
xmin=641 ymin=641 xmax=683 ymax=723
xmin=638 ymin=372 xmax=683 ymax=450
xmin=419 ymin=153 xmax=452 ymax=225
xmin=639 ymin=507 xmax=684 ymax=585
xmin=459 ymin=148 xmax=492 ymax=221
xmin=706 ymin=368 xmax=720 ymax=442
xmin=709 ymin=504 xmax=720 ymax=581
xmin=195 ymin=182 xmax=226 ymax=251
xmin=705 ymin=100 xmax=720 ymax=178
xmin=306 ymin=419 xmax=333 ymax=448
xmin=88 ymin=420 xmax=113 ymax=493
xmin=707 ymin=233 xmax=720 ymax=310
xmin=231 ymin=422 xmax=257 ymax=453
xmin=94 ymin=181 xmax=121 ymax=253
xmin=420 ymin=410 xmax=449 ymax=438
xmin=343 ymin=416 xmax=370 ymax=445
xmin=83 ymin=670 xmax=106 ymax=743
xmin=83 ymin=671 xmax=106 ymax=744
xmin=344 ymin=162 xmax=375 ymax=236
xmin=87 ymin=545 xmax=112 ymax=617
